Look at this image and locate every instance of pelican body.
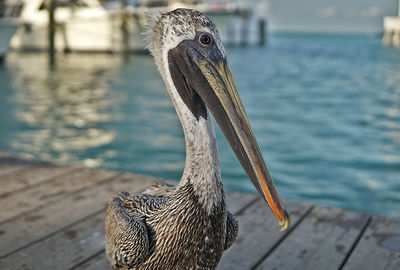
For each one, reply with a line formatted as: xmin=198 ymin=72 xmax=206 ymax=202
xmin=105 ymin=8 xmax=290 ymax=270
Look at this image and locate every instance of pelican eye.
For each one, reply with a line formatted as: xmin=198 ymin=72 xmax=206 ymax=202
xmin=199 ymin=34 xmax=212 ymax=46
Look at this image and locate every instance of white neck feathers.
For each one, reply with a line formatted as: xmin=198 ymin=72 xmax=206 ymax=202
xmin=160 ymin=51 xmax=224 ymax=213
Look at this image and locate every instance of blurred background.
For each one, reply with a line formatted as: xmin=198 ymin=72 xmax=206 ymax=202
xmin=0 ymin=0 xmax=400 ymax=217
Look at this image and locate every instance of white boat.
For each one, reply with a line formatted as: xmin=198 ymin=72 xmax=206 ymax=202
xmin=0 ymin=0 xmax=21 ymax=60
xmin=10 ymin=0 xmax=120 ymax=52
xmin=9 ymin=0 xmax=243 ymax=53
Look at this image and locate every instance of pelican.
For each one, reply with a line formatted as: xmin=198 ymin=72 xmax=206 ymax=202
xmin=105 ymin=8 xmax=290 ymax=270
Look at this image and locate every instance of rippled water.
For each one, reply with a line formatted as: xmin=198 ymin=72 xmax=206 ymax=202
xmin=1 ymin=33 xmax=400 ymax=217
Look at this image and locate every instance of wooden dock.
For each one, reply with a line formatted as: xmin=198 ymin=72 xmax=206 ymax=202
xmin=0 ymin=152 xmax=399 ymax=270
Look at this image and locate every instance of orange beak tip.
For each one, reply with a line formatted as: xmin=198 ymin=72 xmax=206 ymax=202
xmin=279 ymin=209 xmax=291 ymax=231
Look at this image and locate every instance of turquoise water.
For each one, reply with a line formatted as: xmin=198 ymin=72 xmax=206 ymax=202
xmin=1 ymin=33 xmax=400 ymax=217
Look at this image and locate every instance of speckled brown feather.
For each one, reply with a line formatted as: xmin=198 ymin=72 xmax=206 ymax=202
xmin=105 ymin=182 xmax=238 ymax=270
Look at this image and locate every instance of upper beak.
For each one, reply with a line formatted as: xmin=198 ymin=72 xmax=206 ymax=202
xmin=194 ymin=53 xmax=291 ymax=231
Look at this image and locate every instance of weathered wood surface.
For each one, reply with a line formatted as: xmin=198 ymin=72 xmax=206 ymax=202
xmin=0 ymin=165 xmax=75 ymax=197
xmin=0 ymin=152 xmax=399 ymax=270
xmin=343 ymin=216 xmax=400 ymax=270
xmin=217 ymin=200 xmax=312 ymax=270
xmin=0 ymin=173 xmax=156 ymax=257
xmin=0 ymin=167 xmax=117 ymax=222
xmin=0 ymin=153 xmax=42 ymax=176
xmin=1 ymin=212 xmax=106 ymax=270
xmin=256 ymin=206 xmax=370 ymax=270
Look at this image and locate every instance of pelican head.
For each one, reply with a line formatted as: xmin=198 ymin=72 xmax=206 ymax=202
xmin=146 ymin=9 xmax=290 ymax=231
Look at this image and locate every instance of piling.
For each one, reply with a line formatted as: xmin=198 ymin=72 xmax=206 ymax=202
xmin=258 ymin=18 xmax=267 ymax=46
xmin=393 ymin=31 xmax=400 ymax=47
xmin=48 ymin=0 xmax=56 ymax=66
xmin=240 ymin=9 xmax=250 ymax=47
xmin=60 ymin=23 xmax=71 ymax=53
xmin=120 ymin=0 xmax=129 ymax=53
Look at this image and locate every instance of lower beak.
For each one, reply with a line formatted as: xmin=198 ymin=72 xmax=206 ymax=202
xmin=197 ymin=58 xmax=290 ymax=231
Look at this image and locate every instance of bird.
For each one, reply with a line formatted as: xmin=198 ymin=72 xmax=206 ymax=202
xmin=105 ymin=8 xmax=290 ymax=270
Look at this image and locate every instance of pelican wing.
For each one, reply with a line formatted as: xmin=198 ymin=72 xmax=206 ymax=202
xmin=224 ymin=211 xmax=239 ymax=250
xmin=105 ymin=192 xmax=168 ymax=269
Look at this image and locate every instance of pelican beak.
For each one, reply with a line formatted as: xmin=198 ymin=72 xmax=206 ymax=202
xmin=199 ymin=59 xmax=290 ymax=231
xmin=168 ymin=40 xmax=290 ymax=231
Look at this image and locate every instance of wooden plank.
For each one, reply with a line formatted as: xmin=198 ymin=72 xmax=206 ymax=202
xmin=0 ymin=168 xmax=117 ymax=223
xmin=217 ymin=200 xmax=312 ymax=270
xmin=0 ymin=152 xmax=18 ymax=158
xmin=72 ymin=192 xmax=258 ymax=270
xmin=0 ymin=165 xmax=33 ymax=177
xmin=74 ymin=253 xmax=109 ymax=270
xmin=343 ymin=215 xmax=400 ymax=270
xmin=0 ymin=212 xmax=106 ymax=270
xmin=0 ymin=173 xmax=158 ymax=257
xmin=225 ymin=192 xmax=257 ymax=214
xmin=0 ymin=165 xmax=76 ymax=197
xmin=0 ymin=153 xmax=47 ymax=176
xmin=256 ymin=206 xmax=370 ymax=270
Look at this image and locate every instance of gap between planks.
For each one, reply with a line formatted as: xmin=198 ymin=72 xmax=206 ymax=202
xmin=0 ymin=166 xmax=80 ymax=198
xmin=338 ymin=216 xmax=372 ymax=270
xmin=0 ymin=168 xmax=120 ymax=225
xmin=254 ymin=206 xmax=371 ymax=270
xmin=249 ymin=205 xmax=314 ymax=270
xmin=0 ymin=173 xmax=159 ymax=258
xmin=218 ymin=200 xmax=312 ymax=270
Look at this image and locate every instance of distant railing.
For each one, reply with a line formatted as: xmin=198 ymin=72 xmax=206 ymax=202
xmin=0 ymin=0 xmax=24 ymax=18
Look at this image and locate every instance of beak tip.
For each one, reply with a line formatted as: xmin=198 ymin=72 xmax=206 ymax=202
xmin=279 ymin=209 xmax=291 ymax=231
